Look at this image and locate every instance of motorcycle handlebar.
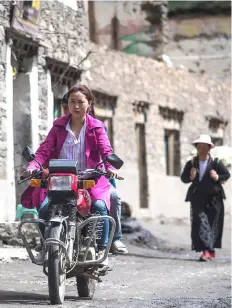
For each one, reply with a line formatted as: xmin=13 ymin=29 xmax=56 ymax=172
xmin=18 ymin=176 xmax=31 ymax=185
xmin=77 ymin=169 xmax=124 ymax=181
xmin=18 ymin=169 xmax=42 ymax=185
xmin=18 ymin=168 xmax=124 ymax=185
xmin=92 ymin=170 xmax=124 ymax=180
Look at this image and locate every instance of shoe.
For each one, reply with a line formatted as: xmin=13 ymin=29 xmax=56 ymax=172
xmin=98 ymin=250 xmax=109 ymax=267
xmin=209 ymin=251 xmax=216 ymax=260
xmin=34 ymin=251 xmax=43 ymax=264
xmin=35 ymin=244 xmax=43 ymax=252
xmin=111 ymin=240 xmax=128 ymax=255
xmin=34 ymin=246 xmax=48 ymax=265
xmin=199 ymin=251 xmax=211 ymax=261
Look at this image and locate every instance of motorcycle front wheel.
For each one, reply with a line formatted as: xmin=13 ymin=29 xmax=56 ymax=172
xmin=47 ymin=224 xmax=66 ymax=305
xmin=76 ymin=247 xmax=96 ymax=298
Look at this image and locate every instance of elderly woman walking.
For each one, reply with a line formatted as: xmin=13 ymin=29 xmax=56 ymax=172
xmin=181 ymin=134 xmax=230 ymax=261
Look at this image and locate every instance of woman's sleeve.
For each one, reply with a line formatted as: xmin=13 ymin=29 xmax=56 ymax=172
xmin=27 ymin=126 xmax=57 ymax=170
xmin=95 ymin=126 xmax=114 ymax=171
xmin=181 ymin=161 xmax=193 ymax=183
xmin=217 ymin=161 xmax=231 ymax=182
xmin=109 ymin=178 xmax=117 ymax=188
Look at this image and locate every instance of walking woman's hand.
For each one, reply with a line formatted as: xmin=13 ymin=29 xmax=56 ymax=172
xmin=190 ymin=167 xmax=197 ymax=181
xmin=210 ymin=169 xmax=219 ymax=181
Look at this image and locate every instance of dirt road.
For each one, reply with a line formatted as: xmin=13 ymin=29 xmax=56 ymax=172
xmin=0 ymin=238 xmax=230 ymax=308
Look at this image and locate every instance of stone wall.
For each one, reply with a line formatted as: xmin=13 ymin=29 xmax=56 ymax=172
xmin=37 ymin=0 xmax=89 ymax=137
xmin=89 ymin=1 xmax=168 ymax=57
xmin=0 ymin=1 xmax=11 ymax=180
xmin=86 ymin=43 xmax=231 ymax=159
xmin=39 ymin=0 xmax=88 ymax=64
xmin=83 ymin=43 xmax=231 ymax=219
xmin=166 ymin=16 xmax=231 ymax=83
xmin=0 ymin=35 xmax=7 ymax=180
xmin=89 ymin=2 xmax=231 ymax=82
xmin=13 ymin=71 xmax=32 ymax=204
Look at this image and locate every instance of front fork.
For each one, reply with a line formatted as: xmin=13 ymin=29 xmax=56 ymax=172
xmin=43 ymin=202 xmax=77 ymax=265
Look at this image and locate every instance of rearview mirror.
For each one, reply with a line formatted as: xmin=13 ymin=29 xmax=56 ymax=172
xmin=106 ymin=154 xmax=124 ymax=170
xmin=22 ymin=146 xmax=35 ymax=162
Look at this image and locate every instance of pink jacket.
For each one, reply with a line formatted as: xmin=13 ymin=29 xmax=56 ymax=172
xmin=21 ymin=114 xmax=113 ymax=210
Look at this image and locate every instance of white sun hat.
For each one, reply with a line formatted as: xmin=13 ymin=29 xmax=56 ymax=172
xmin=192 ymin=134 xmax=215 ymax=149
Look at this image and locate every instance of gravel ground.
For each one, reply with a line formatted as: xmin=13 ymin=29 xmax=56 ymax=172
xmin=0 ymin=220 xmax=230 ymax=308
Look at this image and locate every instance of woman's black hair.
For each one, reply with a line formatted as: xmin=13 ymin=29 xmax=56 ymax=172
xmin=62 ymin=92 xmax=68 ymax=105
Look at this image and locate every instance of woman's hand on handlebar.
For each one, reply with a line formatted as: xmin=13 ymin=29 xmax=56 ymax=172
xmin=22 ymin=169 xmax=34 ymax=178
xmin=107 ymin=169 xmax=118 ymax=179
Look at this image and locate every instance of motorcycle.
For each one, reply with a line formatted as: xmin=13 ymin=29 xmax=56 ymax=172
xmin=18 ymin=146 xmax=124 ymax=305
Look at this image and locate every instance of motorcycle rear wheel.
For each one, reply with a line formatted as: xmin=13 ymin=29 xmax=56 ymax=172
xmin=76 ymin=276 xmax=96 ymax=298
xmin=47 ymin=225 xmax=66 ymax=305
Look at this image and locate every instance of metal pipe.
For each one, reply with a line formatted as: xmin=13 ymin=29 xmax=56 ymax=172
xmin=75 ymin=215 xmax=116 ymax=266
xmin=83 ymin=219 xmax=98 ymax=262
xmin=18 ymin=219 xmax=46 ymax=265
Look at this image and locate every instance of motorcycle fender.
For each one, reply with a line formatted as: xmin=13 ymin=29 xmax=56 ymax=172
xmin=49 ymin=217 xmax=68 ymax=240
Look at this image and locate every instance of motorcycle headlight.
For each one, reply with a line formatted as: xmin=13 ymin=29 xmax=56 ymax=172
xmin=49 ymin=176 xmax=72 ymax=191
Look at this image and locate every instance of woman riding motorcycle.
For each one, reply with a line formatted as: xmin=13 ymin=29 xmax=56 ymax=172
xmin=21 ymin=84 xmax=118 ymax=266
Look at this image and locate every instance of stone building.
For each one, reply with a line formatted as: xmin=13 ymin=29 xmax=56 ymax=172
xmin=88 ymin=1 xmax=168 ymax=58
xmin=84 ymin=43 xmax=231 ymax=221
xmin=89 ymin=1 xmax=231 ymax=82
xmin=0 ymin=0 xmax=90 ymax=221
xmin=0 ymin=1 xmax=231 ymax=222
xmin=166 ymin=1 xmax=231 ymax=83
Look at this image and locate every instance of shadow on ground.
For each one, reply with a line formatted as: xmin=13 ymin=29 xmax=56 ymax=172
xmin=0 ymin=290 xmax=49 ymax=305
xmin=0 ymin=290 xmax=90 ymax=306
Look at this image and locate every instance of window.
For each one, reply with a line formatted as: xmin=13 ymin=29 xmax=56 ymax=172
xmin=88 ymin=1 xmax=99 ymax=44
xmin=159 ymin=106 xmax=183 ymax=176
xmin=136 ymin=123 xmax=148 ymax=208
xmin=133 ymin=101 xmax=149 ymax=208
xmin=53 ymin=98 xmax=62 ymax=119
xmin=92 ymin=90 xmax=117 ymax=148
xmin=164 ymin=130 xmax=180 ymax=176
xmin=47 ymin=60 xmax=81 ymax=122
xmin=206 ymin=115 xmax=227 ymax=146
xmin=98 ymin=117 xmax=114 ymax=147
xmin=211 ymin=137 xmax=223 ymax=146
xmin=111 ymin=15 xmax=120 ymax=50
xmin=22 ymin=1 xmax=33 ymax=20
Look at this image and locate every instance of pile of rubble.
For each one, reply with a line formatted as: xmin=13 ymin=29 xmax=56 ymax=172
xmin=121 ymin=202 xmax=164 ymax=250
xmin=0 ymin=222 xmax=39 ymax=247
